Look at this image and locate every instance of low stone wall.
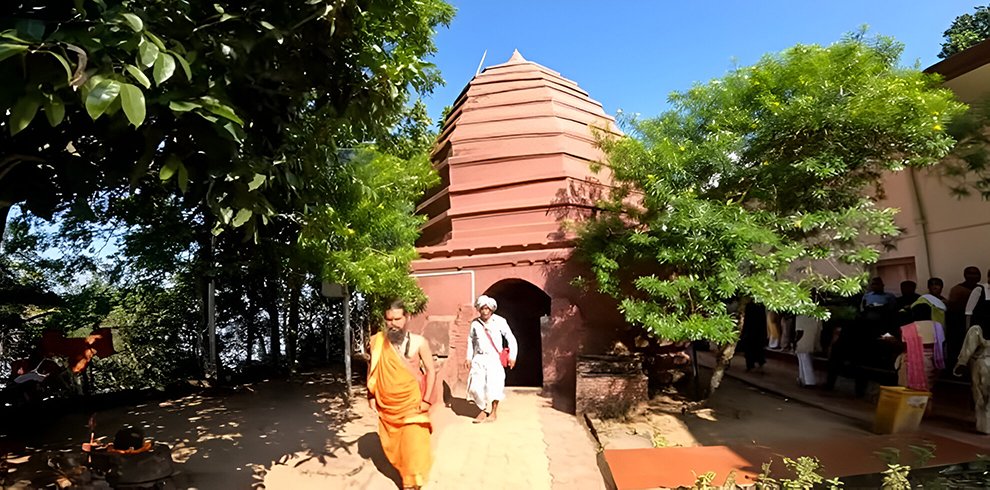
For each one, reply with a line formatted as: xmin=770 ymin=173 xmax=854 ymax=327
xmin=575 ymin=354 xmax=647 ymax=418
xmin=644 ymin=342 xmax=692 ymax=388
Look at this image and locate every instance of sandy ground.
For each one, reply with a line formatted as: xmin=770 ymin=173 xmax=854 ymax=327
xmin=2 ymin=371 xmax=361 ymax=489
xmin=2 ymin=368 xmax=901 ymax=489
xmin=591 ymin=375 xmax=872 ymax=451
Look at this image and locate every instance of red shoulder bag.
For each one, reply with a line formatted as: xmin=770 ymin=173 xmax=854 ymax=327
xmin=482 ymin=325 xmax=511 ymax=368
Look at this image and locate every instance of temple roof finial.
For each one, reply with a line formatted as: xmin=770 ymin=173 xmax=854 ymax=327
xmin=508 ymin=49 xmax=526 ymax=63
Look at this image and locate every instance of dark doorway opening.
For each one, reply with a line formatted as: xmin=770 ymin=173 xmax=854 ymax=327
xmin=484 ymin=279 xmax=550 ymax=387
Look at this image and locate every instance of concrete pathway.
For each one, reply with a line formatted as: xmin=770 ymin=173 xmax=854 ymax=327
xmin=278 ymin=387 xmax=606 ymax=489
xmin=429 ymin=388 xmax=604 ymax=490
xmin=698 ymin=351 xmax=990 ymax=451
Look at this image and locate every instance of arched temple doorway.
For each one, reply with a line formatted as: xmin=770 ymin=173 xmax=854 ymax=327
xmin=483 ymin=279 xmax=550 ymax=387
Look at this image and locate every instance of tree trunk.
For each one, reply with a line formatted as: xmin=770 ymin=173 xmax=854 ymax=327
xmin=196 ymin=221 xmax=217 ymax=381
xmin=264 ymin=269 xmax=281 ymax=368
xmin=0 ymin=204 xmax=10 ymax=245
xmin=707 ymin=297 xmax=750 ymax=398
xmin=286 ymin=275 xmax=302 ymax=371
xmin=246 ymin=280 xmax=267 ymax=364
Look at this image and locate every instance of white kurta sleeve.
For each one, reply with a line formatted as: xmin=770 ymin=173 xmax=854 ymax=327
xmin=500 ymin=316 xmax=519 ymax=362
xmin=466 ymin=321 xmax=477 ymax=363
xmin=966 ymin=286 xmax=986 ymax=316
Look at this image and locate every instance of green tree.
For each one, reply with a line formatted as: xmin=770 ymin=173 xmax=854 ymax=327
xmin=941 ymin=97 xmax=990 ymax=199
xmin=1 ymin=0 xmax=454 ymax=384
xmin=939 ymin=4 xmax=990 ymax=59
xmin=0 ymin=0 xmax=454 ymax=241
xmin=577 ymin=33 xmax=965 ymax=397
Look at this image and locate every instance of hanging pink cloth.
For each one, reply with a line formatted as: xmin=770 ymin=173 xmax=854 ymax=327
xmin=900 ymin=322 xmax=946 ymax=391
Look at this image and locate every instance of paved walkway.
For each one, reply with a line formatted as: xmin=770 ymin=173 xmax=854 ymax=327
xmin=275 ymin=387 xmax=606 ymax=489
xmin=429 ymin=388 xmax=603 ymax=490
xmin=698 ymin=351 xmax=990 ymax=450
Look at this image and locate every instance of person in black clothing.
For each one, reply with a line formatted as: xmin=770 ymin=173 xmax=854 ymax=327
xmin=739 ymin=302 xmax=769 ymax=371
xmin=824 ymin=314 xmax=871 ymax=396
xmin=896 ymin=280 xmax=921 ymax=311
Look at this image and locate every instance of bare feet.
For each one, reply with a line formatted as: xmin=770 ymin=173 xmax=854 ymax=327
xmin=473 ymin=411 xmax=488 ymax=423
xmin=482 ymin=413 xmax=497 ymax=423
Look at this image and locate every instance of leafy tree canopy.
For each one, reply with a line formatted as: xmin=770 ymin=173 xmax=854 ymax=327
xmin=939 ymin=4 xmax=990 ymax=59
xmin=0 ymin=0 xmax=453 ymax=241
xmin=578 ymin=33 xmax=965 ymax=349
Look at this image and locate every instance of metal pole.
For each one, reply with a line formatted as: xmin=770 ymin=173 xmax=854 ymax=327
xmin=206 ymin=278 xmax=216 ymax=380
xmin=205 ymin=232 xmax=217 ymax=382
xmin=343 ymin=285 xmax=352 ymax=399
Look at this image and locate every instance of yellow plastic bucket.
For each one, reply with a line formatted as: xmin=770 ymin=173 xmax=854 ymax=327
xmin=873 ymin=386 xmax=930 ymax=434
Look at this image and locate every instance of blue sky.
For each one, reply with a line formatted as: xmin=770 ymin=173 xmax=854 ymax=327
xmin=421 ymin=1 xmax=982 ymax=123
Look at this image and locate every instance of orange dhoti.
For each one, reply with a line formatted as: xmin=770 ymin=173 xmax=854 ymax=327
xmin=368 ymin=333 xmax=432 ymax=488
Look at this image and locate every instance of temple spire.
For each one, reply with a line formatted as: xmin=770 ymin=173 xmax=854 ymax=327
xmin=507 ymin=49 xmax=526 ymax=63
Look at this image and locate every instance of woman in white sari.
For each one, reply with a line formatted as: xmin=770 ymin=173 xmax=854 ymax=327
xmin=955 ymin=314 xmax=990 ymax=433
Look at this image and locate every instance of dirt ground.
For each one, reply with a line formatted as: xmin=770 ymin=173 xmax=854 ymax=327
xmin=2 ymin=369 xmax=883 ymax=489
xmin=591 ymin=375 xmax=872 ymax=451
xmin=2 ymin=371 xmax=362 ymax=489
xmin=2 ymin=370 xmax=604 ymax=490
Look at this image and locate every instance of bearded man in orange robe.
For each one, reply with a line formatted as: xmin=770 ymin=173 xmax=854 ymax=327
xmin=367 ymin=299 xmax=436 ymax=489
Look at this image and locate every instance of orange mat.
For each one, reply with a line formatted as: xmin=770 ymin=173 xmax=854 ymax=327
xmin=602 ymin=433 xmax=986 ymax=489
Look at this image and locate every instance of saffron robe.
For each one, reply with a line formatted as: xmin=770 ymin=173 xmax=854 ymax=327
xmin=367 ymin=332 xmax=432 ymax=487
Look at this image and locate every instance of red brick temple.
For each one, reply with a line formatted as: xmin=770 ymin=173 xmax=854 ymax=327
xmin=407 ymin=51 xmax=628 ymax=410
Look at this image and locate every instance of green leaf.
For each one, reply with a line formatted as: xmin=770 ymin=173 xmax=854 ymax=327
xmin=10 ymin=95 xmax=40 ymax=135
xmin=247 ymin=173 xmax=266 ymax=191
xmin=153 ymin=52 xmax=175 ymax=85
xmin=176 ymin=161 xmax=189 ymax=193
xmin=119 ymin=83 xmax=146 ymax=127
xmin=0 ymin=44 xmax=29 ymax=63
xmin=168 ymin=100 xmax=199 ymax=112
xmin=260 ymin=21 xmax=276 ymax=30
xmin=44 ymin=94 xmax=65 ymax=127
xmin=145 ymin=32 xmax=166 ymax=50
xmin=138 ymin=39 xmax=159 ymax=68
xmin=42 ymin=51 xmax=73 ymax=82
xmin=159 ymin=156 xmax=180 ymax=180
xmin=84 ymin=79 xmax=120 ymax=120
xmin=125 ymin=64 xmax=151 ymax=88
xmin=200 ymin=98 xmax=244 ymax=125
xmin=121 ymin=13 xmax=144 ymax=32
xmin=0 ymin=31 xmax=30 ymax=43
xmin=221 ymin=121 xmax=243 ymax=142
xmin=172 ymin=52 xmax=192 ymax=81
xmin=232 ymin=208 xmax=252 ymax=228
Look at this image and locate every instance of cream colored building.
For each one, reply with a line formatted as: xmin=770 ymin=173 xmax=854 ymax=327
xmin=874 ymin=39 xmax=990 ymax=289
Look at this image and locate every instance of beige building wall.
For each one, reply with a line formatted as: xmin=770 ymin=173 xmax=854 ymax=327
xmin=876 ymin=166 xmax=990 ymax=289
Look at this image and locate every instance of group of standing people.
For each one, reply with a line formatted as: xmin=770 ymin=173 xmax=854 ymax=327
xmin=897 ymin=266 xmax=990 ymax=434
xmin=741 ymin=267 xmax=990 ymax=435
xmin=364 ymin=295 xmax=518 ymax=489
xmin=952 ymin=267 xmax=990 ymax=433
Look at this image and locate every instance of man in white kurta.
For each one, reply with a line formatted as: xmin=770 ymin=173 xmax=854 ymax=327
xmin=964 ymin=270 xmax=990 ymax=328
xmin=464 ymin=295 xmax=518 ymax=423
